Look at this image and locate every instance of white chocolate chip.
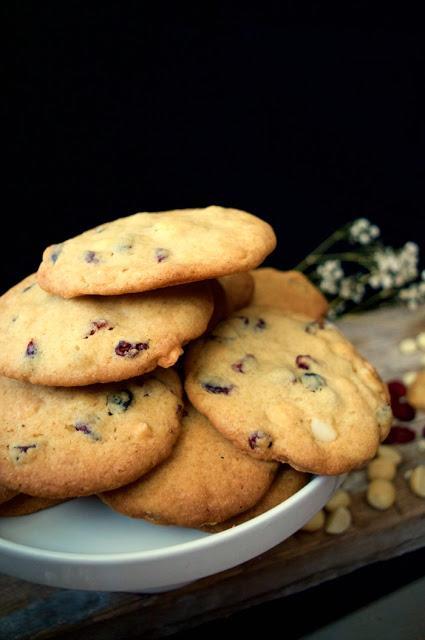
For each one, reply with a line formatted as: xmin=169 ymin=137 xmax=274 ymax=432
xmin=302 ymin=510 xmax=325 ymax=532
xmin=325 ymin=489 xmax=351 ymax=512
xmin=399 ymin=338 xmax=417 ymax=354
xmin=325 ymin=506 xmax=352 ymax=534
xmin=416 ymin=332 xmax=425 ymax=350
xmin=311 ymin=418 xmax=337 ymax=443
xmin=367 ymin=458 xmax=397 ymax=481
xmin=367 ymin=479 xmax=396 ymax=510
xmin=377 ymin=445 xmax=403 ymax=465
xmin=417 ymin=439 xmax=425 ymax=452
xmin=409 ymin=465 xmax=425 ymax=498
xmin=402 ymin=371 xmax=418 ymax=387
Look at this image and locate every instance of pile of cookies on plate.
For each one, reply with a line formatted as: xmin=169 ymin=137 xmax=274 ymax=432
xmin=0 ymin=206 xmax=393 ymax=529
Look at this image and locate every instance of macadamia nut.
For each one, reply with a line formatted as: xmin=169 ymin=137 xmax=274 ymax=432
xmin=367 ymin=458 xmax=397 ymax=481
xmin=302 ymin=510 xmax=325 ymax=532
xmin=325 ymin=506 xmax=352 ymax=534
xmin=325 ymin=489 xmax=351 ymax=512
xmin=409 ymin=465 xmax=425 ymax=498
xmin=367 ymin=479 xmax=396 ymax=510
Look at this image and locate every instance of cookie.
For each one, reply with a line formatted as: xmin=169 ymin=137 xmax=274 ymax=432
xmin=205 ymin=466 xmax=308 ymax=532
xmin=208 ymin=272 xmax=255 ymax=328
xmin=101 ymin=404 xmax=277 ymax=528
xmin=0 ymin=486 xmax=18 ymax=505
xmin=0 ymin=495 xmax=63 ymax=517
xmin=37 ymin=206 xmax=276 ymax=298
xmin=185 ymin=307 xmax=392 ymax=474
xmin=252 ymin=269 xmax=328 ymax=319
xmin=0 ymin=371 xmax=183 ymax=498
xmin=407 ymin=371 xmax=425 ymax=410
xmin=0 ymin=275 xmax=213 ymax=386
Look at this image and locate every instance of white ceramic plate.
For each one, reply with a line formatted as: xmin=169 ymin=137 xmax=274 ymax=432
xmin=0 ymin=475 xmax=341 ymax=592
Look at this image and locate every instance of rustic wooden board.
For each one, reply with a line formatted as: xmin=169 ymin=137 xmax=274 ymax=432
xmin=1 ymin=305 xmax=425 ymax=640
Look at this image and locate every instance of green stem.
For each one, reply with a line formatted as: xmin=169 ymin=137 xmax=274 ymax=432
xmin=349 ymin=288 xmax=396 ymax=313
xmin=294 ymin=226 xmax=349 ymax=272
xmin=301 ymin=252 xmax=372 ymax=269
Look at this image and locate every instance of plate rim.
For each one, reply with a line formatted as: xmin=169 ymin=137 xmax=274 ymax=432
xmin=0 ymin=475 xmax=330 ymax=563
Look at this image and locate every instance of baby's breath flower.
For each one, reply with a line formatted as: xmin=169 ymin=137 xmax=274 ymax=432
xmin=399 ymin=280 xmax=425 ymax=310
xmin=339 ymin=277 xmax=366 ymax=303
xmin=349 ymin=218 xmax=380 ymax=245
xmin=316 ymin=260 xmax=344 ymax=294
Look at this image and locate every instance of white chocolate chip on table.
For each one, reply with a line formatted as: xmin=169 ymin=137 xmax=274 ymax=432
xmin=325 ymin=489 xmax=351 ymax=512
xmin=367 ymin=479 xmax=396 ymax=511
xmin=302 ymin=510 xmax=325 ymax=532
xmin=377 ymin=445 xmax=402 ymax=465
xmin=409 ymin=465 xmax=425 ymax=498
xmin=398 ymin=338 xmax=417 ymax=355
xmin=325 ymin=506 xmax=352 ymax=535
xmin=367 ymin=458 xmax=397 ymax=481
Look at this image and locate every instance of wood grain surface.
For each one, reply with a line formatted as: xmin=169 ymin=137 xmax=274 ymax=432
xmin=1 ymin=305 xmax=424 ymax=640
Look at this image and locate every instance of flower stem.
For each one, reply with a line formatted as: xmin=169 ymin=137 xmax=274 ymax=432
xmin=301 ymin=252 xmax=371 ymax=268
xmin=294 ymin=226 xmax=349 ymax=272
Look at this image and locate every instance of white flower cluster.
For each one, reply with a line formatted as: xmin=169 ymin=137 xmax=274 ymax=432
xmin=369 ymin=242 xmax=419 ymax=290
xmin=399 ymin=271 xmax=425 ymax=310
xmin=349 ymin=218 xmax=380 ymax=245
xmin=316 ymin=260 xmax=344 ymax=294
xmin=339 ymin=276 xmax=366 ymax=303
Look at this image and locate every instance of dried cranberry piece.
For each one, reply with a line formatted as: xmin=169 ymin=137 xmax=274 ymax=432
xmin=25 ymin=340 xmax=37 ymax=357
xmin=248 ymin=430 xmax=272 ymax=450
xmin=75 ymin=423 xmax=92 ymax=435
xmin=255 ymin=318 xmax=266 ymax=330
xmin=301 ymin=372 xmax=326 ymax=391
xmin=84 ymin=250 xmax=99 ymax=264
xmin=391 ymin=399 xmax=416 ymax=422
xmin=296 ymin=354 xmax=317 ymax=370
xmin=115 ymin=340 xmax=149 ymax=357
xmin=231 ymin=353 xmax=256 ymax=373
xmin=236 ymin=315 xmax=250 ymax=326
xmin=384 ymin=425 xmax=415 ymax=444
xmin=202 ymin=381 xmax=234 ymax=395
xmin=305 ymin=319 xmax=326 ymax=334
xmin=387 ymin=380 xmax=407 ymax=400
xmin=84 ymin=320 xmax=112 ymax=338
xmin=107 ymin=390 xmax=133 ymax=415
xmin=14 ymin=444 xmax=36 ymax=454
xmin=155 ymin=248 xmax=170 ymax=263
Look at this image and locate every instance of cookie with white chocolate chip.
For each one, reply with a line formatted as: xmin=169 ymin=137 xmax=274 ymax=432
xmin=0 ymin=370 xmax=183 ymax=498
xmin=101 ymin=404 xmax=277 ymax=528
xmin=37 ymin=206 xmax=276 ymax=298
xmin=0 ymin=275 xmax=213 ymax=386
xmin=185 ymin=307 xmax=392 ymax=475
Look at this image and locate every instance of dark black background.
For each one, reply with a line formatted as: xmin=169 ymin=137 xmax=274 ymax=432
xmin=4 ymin=5 xmax=425 ymax=636
xmin=4 ymin=3 xmax=425 ymax=292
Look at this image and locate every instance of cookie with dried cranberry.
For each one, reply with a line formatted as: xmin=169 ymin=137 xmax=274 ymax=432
xmin=185 ymin=307 xmax=392 ymax=475
xmin=208 ymin=272 xmax=255 ymax=328
xmin=37 ymin=206 xmax=276 ymax=298
xmin=101 ymin=404 xmax=277 ymax=528
xmin=0 ymin=371 xmax=183 ymax=498
xmin=0 ymin=275 xmax=213 ymax=386
xmin=204 ymin=466 xmax=308 ymax=532
xmin=0 ymin=495 xmax=64 ymax=517
xmin=0 ymin=486 xmax=18 ymax=505
xmin=252 ymin=269 xmax=328 ymax=319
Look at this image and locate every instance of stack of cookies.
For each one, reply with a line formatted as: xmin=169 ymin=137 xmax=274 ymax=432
xmin=0 ymin=206 xmax=392 ymax=529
